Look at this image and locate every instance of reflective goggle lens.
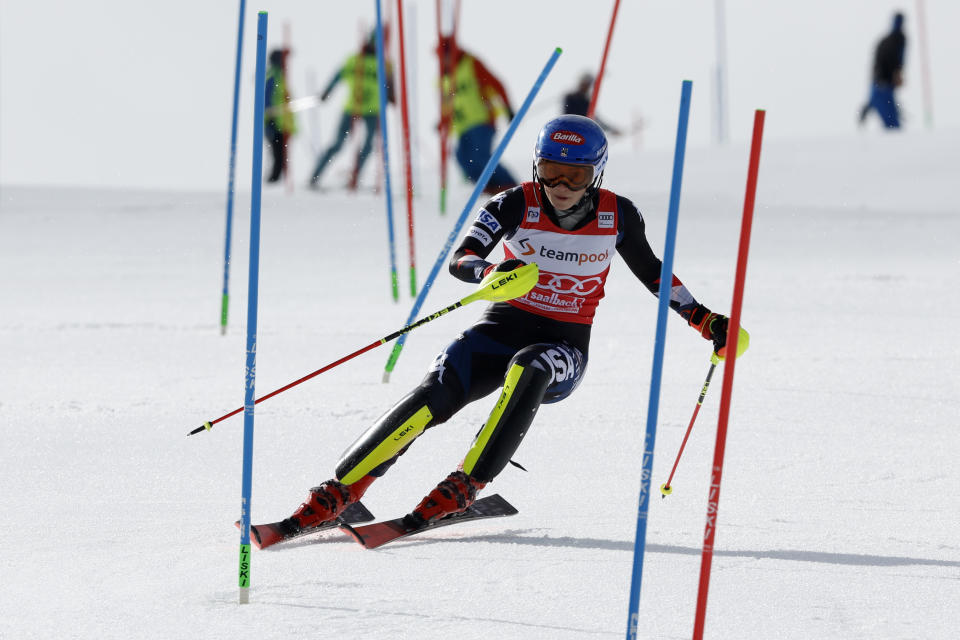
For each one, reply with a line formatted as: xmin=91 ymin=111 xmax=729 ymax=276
xmin=536 ymin=160 xmax=593 ymax=190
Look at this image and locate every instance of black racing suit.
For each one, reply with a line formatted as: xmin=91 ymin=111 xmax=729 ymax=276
xmin=334 ymin=183 xmax=707 ymax=485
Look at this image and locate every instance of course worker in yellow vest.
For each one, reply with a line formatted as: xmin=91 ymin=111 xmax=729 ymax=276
xmin=310 ymin=39 xmax=395 ymax=191
xmin=439 ymin=37 xmax=518 ymax=195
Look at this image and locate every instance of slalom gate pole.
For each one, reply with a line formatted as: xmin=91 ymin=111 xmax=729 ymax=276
xmin=916 ymin=0 xmax=934 ymax=128
xmin=381 ymin=47 xmax=563 ymax=382
xmin=238 ymin=10 xmax=268 ymax=606
xmin=189 ymin=264 xmax=539 ymax=437
xmin=659 ymin=353 xmax=719 ymax=498
xmin=625 ymin=79 xmax=692 ymax=640
xmin=435 ymin=0 xmax=450 ymax=214
xmin=714 ymin=0 xmax=729 ymax=144
xmin=406 ymin=0 xmax=423 ymax=197
xmin=220 ymin=0 xmax=247 ymax=335
xmin=587 ymin=0 xmax=621 ymax=119
xmin=396 ymin=0 xmax=417 ymax=296
xmin=282 ymin=21 xmax=293 ymax=194
xmin=375 ymin=0 xmax=400 ymax=302
xmin=692 ymin=109 xmax=765 ymax=640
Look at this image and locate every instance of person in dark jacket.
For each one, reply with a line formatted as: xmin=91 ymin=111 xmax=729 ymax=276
xmin=264 ymin=49 xmax=297 ymax=183
xmin=562 ymin=72 xmax=622 ymax=136
xmin=859 ymin=13 xmax=907 ymax=129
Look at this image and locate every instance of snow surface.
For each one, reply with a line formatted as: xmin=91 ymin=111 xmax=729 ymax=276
xmin=2 ymin=128 xmax=959 ymax=639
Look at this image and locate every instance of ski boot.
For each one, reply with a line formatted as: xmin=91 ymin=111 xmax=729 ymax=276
xmin=284 ymin=475 xmax=374 ymax=533
xmin=405 ymin=470 xmax=486 ymax=526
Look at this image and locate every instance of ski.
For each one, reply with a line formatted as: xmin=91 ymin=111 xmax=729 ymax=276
xmin=339 ymin=494 xmax=518 ymax=549
xmin=235 ymin=500 xmax=375 ymax=550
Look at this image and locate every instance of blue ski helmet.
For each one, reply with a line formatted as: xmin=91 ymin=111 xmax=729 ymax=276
xmin=534 ymin=115 xmax=608 ymax=190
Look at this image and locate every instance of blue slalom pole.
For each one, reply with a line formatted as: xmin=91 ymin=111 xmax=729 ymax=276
xmin=238 ymin=10 xmax=268 ymax=606
xmin=625 ymin=79 xmax=692 ymax=638
xmin=220 ymin=0 xmax=247 ymax=335
xmin=382 ymin=47 xmax=563 ymax=381
xmin=375 ymin=0 xmax=400 ymax=302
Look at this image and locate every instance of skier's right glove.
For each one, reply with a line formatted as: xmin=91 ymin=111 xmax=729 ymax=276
xmin=687 ymin=305 xmax=750 ymax=360
xmin=482 ymin=259 xmax=526 ymax=278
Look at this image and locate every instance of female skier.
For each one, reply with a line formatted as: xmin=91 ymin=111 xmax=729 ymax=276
xmin=280 ymin=114 xmax=747 ymax=531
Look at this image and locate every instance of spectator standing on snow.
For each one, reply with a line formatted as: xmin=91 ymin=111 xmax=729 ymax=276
xmin=309 ymin=38 xmax=395 ymax=191
xmin=259 ymin=115 xmax=749 ymax=538
xmin=859 ymin=12 xmax=907 ymax=129
xmin=264 ymin=49 xmax=297 ymax=183
xmin=439 ymin=37 xmax=518 ymax=196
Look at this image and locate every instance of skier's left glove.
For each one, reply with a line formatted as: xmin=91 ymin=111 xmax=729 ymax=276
xmin=687 ymin=305 xmax=749 ymax=360
xmin=482 ymin=258 xmax=526 ymax=278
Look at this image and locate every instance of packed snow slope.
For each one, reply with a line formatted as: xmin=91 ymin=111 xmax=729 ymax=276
xmin=1 ymin=129 xmax=958 ymax=639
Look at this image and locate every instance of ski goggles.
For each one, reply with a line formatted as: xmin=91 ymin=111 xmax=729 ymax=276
xmin=536 ymin=159 xmax=594 ymax=191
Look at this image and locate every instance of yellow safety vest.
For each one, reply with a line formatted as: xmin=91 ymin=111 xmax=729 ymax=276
xmin=342 ymin=54 xmax=384 ymax=116
xmin=447 ymin=55 xmax=495 ymax=135
xmin=265 ymin=67 xmax=297 ymax=134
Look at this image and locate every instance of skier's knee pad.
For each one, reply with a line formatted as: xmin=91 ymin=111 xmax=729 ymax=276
xmin=461 ymin=358 xmax=552 ymax=483
xmin=335 ymin=379 xmax=461 ymax=483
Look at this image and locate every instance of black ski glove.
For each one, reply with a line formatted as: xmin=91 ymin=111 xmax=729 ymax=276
xmin=482 ymin=258 xmax=526 ymax=278
xmin=687 ymin=304 xmax=749 ymax=360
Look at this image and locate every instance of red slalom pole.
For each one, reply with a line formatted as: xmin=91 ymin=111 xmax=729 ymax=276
xmin=396 ymin=0 xmax=417 ymax=296
xmin=587 ymin=0 xmax=621 ymax=119
xmin=659 ymin=353 xmax=719 ymax=498
xmin=692 ymin=109 xmax=765 ymax=640
xmin=435 ymin=0 xmax=450 ymax=214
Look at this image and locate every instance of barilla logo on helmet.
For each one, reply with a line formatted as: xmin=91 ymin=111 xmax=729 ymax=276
xmin=550 ymin=130 xmax=584 ymax=145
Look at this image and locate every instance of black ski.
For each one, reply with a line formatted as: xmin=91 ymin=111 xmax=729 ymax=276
xmin=339 ymin=494 xmax=518 ymax=549
xmin=235 ymin=500 xmax=375 ymax=550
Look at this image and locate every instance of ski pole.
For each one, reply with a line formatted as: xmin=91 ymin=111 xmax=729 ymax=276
xmin=659 ymin=352 xmax=720 ymax=497
xmin=188 ymin=264 xmax=539 ymax=436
